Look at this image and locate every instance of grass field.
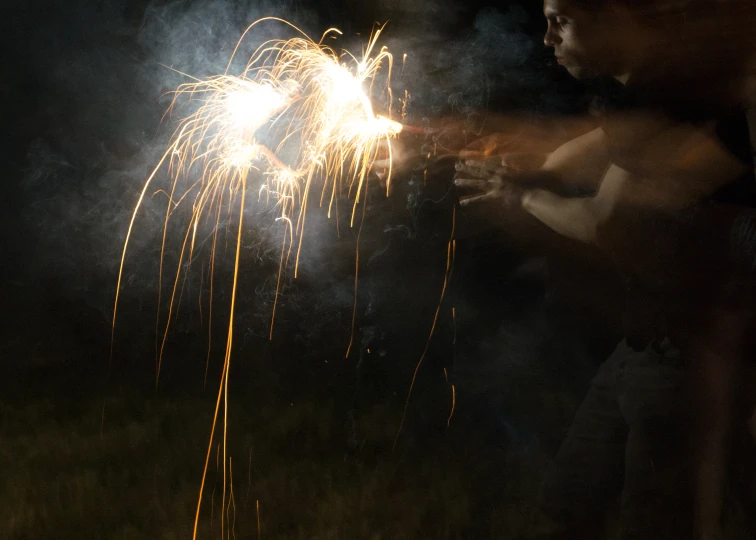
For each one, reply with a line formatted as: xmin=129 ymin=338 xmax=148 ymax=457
xmin=2 ymin=284 xmax=754 ymax=540
xmin=1 ymin=373 xmax=558 ymax=540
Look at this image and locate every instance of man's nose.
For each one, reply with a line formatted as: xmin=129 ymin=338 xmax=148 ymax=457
xmin=544 ymin=27 xmax=560 ymax=47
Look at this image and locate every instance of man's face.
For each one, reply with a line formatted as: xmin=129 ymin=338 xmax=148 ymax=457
xmin=543 ymin=0 xmax=625 ymax=80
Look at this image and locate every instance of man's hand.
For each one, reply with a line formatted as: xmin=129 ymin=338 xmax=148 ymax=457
xmin=455 ymin=133 xmax=549 ymax=208
xmin=453 ymin=156 xmax=526 ymax=208
xmin=371 ymin=136 xmax=421 ymax=187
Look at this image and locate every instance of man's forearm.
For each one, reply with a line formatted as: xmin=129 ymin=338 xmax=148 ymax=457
xmin=539 ymin=127 xmax=610 ymax=192
xmin=510 ymin=169 xmax=591 ymax=196
xmin=520 ymin=189 xmax=598 ymax=244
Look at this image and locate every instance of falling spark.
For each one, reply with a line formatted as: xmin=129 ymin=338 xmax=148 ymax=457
xmin=447 ymin=384 xmax=456 ymax=426
xmin=256 ymin=500 xmax=261 ymax=540
xmin=394 ymin=206 xmax=457 ymax=450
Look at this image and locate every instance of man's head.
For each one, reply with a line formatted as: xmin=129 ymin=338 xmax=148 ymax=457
xmin=543 ymin=0 xmax=648 ymax=80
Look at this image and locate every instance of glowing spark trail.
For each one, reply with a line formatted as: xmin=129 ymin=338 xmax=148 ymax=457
xmin=111 ymin=18 xmax=402 ymax=539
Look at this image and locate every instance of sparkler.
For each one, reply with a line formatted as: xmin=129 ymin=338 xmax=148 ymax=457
xmin=111 ymin=18 xmax=402 ymax=539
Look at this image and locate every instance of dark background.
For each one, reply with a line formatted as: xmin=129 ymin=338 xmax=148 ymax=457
xmin=1 ymin=0 xmax=610 ymax=379
xmin=0 ymin=1 xmax=639 ymax=538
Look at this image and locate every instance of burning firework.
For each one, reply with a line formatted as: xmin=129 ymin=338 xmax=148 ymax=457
xmin=111 ymin=18 xmax=402 ymax=538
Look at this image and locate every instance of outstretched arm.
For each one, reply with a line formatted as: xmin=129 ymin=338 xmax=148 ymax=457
xmin=539 ymin=126 xmax=611 ymax=191
xmin=519 ymin=163 xmax=630 ymax=244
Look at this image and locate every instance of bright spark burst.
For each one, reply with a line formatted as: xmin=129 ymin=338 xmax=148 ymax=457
xmin=111 ymin=17 xmax=402 ymax=540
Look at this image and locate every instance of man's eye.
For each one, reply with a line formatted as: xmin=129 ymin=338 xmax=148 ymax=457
xmin=556 ymin=17 xmax=568 ymax=26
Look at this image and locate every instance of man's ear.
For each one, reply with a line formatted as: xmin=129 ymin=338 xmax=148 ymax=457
xmin=605 ymin=1 xmax=635 ymax=26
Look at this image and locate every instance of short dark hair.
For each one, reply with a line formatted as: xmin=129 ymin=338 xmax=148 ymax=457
xmin=567 ymin=0 xmax=656 ymax=14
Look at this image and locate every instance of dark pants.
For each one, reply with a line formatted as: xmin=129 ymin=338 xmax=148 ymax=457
xmin=537 ymin=340 xmax=693 ymax=540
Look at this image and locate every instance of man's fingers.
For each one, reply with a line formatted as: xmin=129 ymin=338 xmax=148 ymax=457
xmin=453 ymin=178 xmax=496 ymax=190
xmin=455 ymin=161 xmax=505 ymax=178
xmin=463 ymin=157 xmax=502 ymax=170
xmin=372 ymin=157 xmax=391 ymax=169
xmin=454 ymin=162 xmax=486 ymax=178
xmin=371 ymin=138 xmax=420 ymax=174
xmin=458 ymin=192 xmax=496 ymax=206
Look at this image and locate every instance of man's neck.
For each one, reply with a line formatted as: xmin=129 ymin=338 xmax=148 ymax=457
xmin=612 ymin=25 xmax=658 ymax=87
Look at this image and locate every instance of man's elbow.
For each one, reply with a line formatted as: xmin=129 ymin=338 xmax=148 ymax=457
xmin=577 ymin=200 xmax=600 ymax=244
xmin=573 ymin=219 xmax=598 ymax=244
xmin=583 ymin=223 xmax=598 ymax=244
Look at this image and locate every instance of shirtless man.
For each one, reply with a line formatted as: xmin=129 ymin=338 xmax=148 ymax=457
xmin=455 ymin=1 xmax=756 ymax=538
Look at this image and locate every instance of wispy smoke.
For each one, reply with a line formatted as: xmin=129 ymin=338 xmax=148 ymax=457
xmin=396 ymin=5 xmax=538 ymax=118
